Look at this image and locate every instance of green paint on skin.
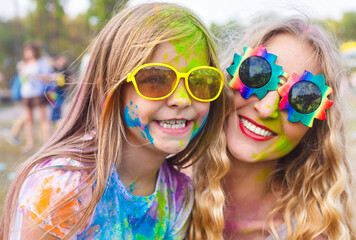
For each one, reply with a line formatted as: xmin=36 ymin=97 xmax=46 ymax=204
xmin=180 ymin=140 xmax=184 ymax=147
xmin=163 ymin=52 xmax=168 ymax=60
xmin=129 ymin=181 xmax=137 ymax=193
xmin=251 ymin=107 xmax=296 ymax=161
xmin=170 ymin=34 xmax=208 ymax=71
xmin=174 ymin=56 xmax=180 ymax=63
xmin=255 ymin=169 xmax=271 ymax=182
xmin=252 ymin=135 xmax=295 ymax=161
xmin=173 ymin=86 xmax=192 ymax=105
xmin=271 ymin=101 xmax=280 ymax=118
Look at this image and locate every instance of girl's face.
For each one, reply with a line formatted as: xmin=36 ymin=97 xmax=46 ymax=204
xmin=226 ymin=33 xmax=321 ymax=162
xmin=122 ymin=41 xmax=210 ymax=155
xmin=23 ymin=47 xmax=36 ymax=61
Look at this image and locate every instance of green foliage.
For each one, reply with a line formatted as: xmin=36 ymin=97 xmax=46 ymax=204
xmin=87 ymin=0 xmax=128 ymax=29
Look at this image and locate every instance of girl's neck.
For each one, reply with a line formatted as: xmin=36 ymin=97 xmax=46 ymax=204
xmin=118 ymin=140 xmax=168 ymax=197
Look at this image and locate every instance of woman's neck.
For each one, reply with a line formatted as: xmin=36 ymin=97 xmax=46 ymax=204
xmin=225 ymin=155 xmax=279 ymax=200
xmin=223 ymin=154 xmax=284 ymax=239
xmin=118 ymin=140 xmax=168 ymax=197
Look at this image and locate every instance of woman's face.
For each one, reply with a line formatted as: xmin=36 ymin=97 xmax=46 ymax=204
xmin=121 ymin=40 xmax=211 ymax=155
xmin=226 ymin=33 xmax=322 ymax=162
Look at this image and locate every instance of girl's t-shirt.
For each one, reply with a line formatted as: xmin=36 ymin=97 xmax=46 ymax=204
xmin=14 ymin=157 xmax=193 ymax=239
xmin=18 ymin=57 xmax=53 ymax=98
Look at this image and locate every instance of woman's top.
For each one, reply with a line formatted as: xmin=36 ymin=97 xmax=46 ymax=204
xmin=18 ymin=57 xmax=52 ymax=98
xmin=12 ymin=157 xmax=193 ymax=239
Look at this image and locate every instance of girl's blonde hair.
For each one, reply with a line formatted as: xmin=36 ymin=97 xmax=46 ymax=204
xmin=222 ymin=17 xmax=355 ymax=240
xmin=0 ymin=3 xmax=230 ymax=239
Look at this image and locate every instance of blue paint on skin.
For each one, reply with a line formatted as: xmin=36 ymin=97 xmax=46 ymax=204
xmin=124 ymin=106 xmax=142 ymax=128
xmin=124 ymin=105 xmax=154 ymax=146
xmin=143 ymin=125 xmax=154 ymax=145
xmin=189 ymin=113 xmax=208 ymax=143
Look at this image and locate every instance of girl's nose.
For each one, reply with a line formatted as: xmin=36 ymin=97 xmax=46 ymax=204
xmin=166 ymin=79 xmax=192 ymax=108
xmin=253 ymin=90 xmax=280 ymax=119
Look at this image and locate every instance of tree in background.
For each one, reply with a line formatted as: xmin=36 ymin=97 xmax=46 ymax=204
xmin=87 ymin=0 xmax=128 ymax=29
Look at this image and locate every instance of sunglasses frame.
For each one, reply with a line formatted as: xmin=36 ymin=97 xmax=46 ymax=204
xmin=127 ymin=63 xmax=224 ymax=102
xmin=227 ymin=46 xmax=333 ymax=127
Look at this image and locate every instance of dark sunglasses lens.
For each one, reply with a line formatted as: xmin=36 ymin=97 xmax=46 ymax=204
xmin=134 ymin=66 xmax=177 ymax=98
xmin=188 ymin=68 xmax=222 ymax=100
xmin=289 ymin=81 xmax=322 ymax=114
xmin=239 ymin=56 xmax=272 ymax=88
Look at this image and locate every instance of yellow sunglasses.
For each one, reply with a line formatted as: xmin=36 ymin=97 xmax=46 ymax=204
xmin=127 ymin=63 xmax=224 ymax=102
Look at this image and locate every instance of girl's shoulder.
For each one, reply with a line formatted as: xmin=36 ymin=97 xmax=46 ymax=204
xmin=17 ymin=157 xmax=93 ymax=238
xmin=159 ymin=161 xmax=194 ymax=209
xmin=161 ymin=160 xmax=193 ymax=192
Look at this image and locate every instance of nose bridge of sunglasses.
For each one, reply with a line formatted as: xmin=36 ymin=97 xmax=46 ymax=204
xmin=169 ymin=73 xmax=193 ymax=105
xmin=176 ymin=72 xmax=189 ymax=81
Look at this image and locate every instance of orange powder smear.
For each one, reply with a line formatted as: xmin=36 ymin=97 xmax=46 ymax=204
xmin=33 ymin=176 xmax=55 ymax=215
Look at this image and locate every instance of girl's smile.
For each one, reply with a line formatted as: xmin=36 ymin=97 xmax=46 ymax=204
xmin=155 ymin=119 xmax=192 ymax=134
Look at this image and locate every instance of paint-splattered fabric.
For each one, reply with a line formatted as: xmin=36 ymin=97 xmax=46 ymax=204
xmin=15 ymin=158 xmax=193 ymax=239
xmin=14 ymin=158 xmax=92 ymax=239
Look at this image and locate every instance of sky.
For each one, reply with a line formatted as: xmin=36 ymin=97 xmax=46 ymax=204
xmin=0 ymin=0 xmax=356 ymax=26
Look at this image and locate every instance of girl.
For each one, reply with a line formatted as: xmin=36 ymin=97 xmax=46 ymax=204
xmin=222 ymin=18 xmax=355 ymax=239
xmin=0 ymin=3 xmax=229 ymax=239
xmin=17 ymin=42 xmax=53 ymax=152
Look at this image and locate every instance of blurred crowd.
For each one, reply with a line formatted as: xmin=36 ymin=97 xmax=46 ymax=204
xmin=0 ymin=41 xmax=75 ymax=153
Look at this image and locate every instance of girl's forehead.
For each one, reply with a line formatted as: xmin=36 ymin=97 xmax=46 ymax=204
xmin=149 ymin=41 xmax=209 ymax=71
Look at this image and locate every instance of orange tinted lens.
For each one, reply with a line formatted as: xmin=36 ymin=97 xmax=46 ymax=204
xmin=188 ymin=68 xmax=222 ymax=100
xmin=134 ymin=66 xmax=177 ymax=98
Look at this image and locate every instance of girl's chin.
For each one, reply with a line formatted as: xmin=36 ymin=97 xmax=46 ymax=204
xmin=153 ymin=141 xmax=187 ymax=155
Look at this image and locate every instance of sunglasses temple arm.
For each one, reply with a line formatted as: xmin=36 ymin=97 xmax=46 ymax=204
xmin=127 ymin=74 xmax=133 ymax=82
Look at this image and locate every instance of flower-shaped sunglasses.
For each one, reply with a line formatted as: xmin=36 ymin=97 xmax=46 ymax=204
xmin=227 ymin=45 xmax=333 ymax=127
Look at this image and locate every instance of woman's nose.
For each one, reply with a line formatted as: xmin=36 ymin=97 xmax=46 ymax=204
xmin=253 ymin=90 xmax=280 ymax=119
xmin=166 ymin=79 xmax=192 ymax=108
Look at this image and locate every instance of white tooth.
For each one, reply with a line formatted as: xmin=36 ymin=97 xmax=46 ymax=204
xmin=255 ymin=127 xmax=262 ymax=135
xmin=163 ymin=123 xmax=168 ymax=128
xmin=180 ymin=124 xmax=184 ymax=128
xmin=177 ymin=120 xmax=182 ymax=124
xmin=250 ymin=125 xmax=256 ymax=132
xmin=172 ymin=125 xmax=177 ymax=129
xmin=260 ymin=129 xmax=266 ymax=136
xmin=170 ymin=120 xmax=175 ymax=124
xmin=168 ymin=124 xmax=172 ymax=128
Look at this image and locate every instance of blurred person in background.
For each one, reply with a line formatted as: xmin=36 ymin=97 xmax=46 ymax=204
xmin=17 ymin=42 xmax=53 ymax=152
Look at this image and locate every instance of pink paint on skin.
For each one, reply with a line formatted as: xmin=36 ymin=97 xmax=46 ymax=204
xmin=238 ymin=115 xmax=276 ymax=141
xmin=154 ymin=120 xmax=193 ymax=135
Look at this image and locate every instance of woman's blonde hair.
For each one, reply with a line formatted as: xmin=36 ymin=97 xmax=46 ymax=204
xmin=222 ymin=17 xmax=356 ymax=240
xmin=0 ymin=3 xmax=230 ymax=239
